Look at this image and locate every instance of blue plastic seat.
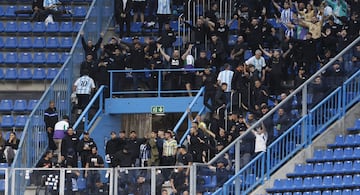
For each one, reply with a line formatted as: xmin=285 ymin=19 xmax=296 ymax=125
xmin=4 ymin=52 xmax=18 ymax=64
xmin=333 ymin=148 xmax=344 ymax=160
xmin=60 ymin=52 xmax=70 ymax=64
xmin=15 ymin=115 xmax=28 ymax=128
xmin=4 ymin=21 xmax=17 ymax=33
xmin=0 ymin=100 xmax=13 ymax=112
xmin=170 ymin=20 xmax=179 ymax=31
xmin=173 ymin=36 xmax=183 ymax=47
xmin=333 ymin=190 xmax=342 ymax=195
xmin=311 ymin=176 xmax=322 ymax=190
xmin=46 ymin=68 xmax=58 ymax=80
xmin=13 ymin=99 xmax=27 ymax=112
xmin=354 ymin=189 xmax=360 ymax=195
xmin=303 ymin=163 xmax=314 ymax=175
xmin=73 ymin=22 xmax=83 ymax=32
xmin=0 ymin=6 xmax=4 ymax=17
xmin=322 ymin=190 xmax=332 ymax=195
xmin=353 ymin=149 xmax=360 ymax=160
xmin=1 ymin=115 xmax=14 ymax=128
xmin=302 ymin=177 xmax=312 ymax=190
xmin=332 ymin=175 xmax=343 ymax=188
xmin=293 ymin=177 xmax=303 ymax=191
xmin=228 ymin=35 xmax=238 ymax=46
xmin=269 ymin=179 xmax=283 ymax=192
xmin=313 ymin=163 xmax=323 ymax=174
xmin=73 ymin=6 xmax=87 ymax=17
xmin=16 ymin=5 xmax=32 ymax=17
xmin=0 ymin=37 xmax=3 ymax=48
xmin=46 ymin=37 xmax=60 ymax=49
xmin=323 ymin=149 xmax=334 ymax=161
xmin=355 ymin=134 xmax=360 ymax=145
xmin=0 ymin=23 xmax=4 ymax=32
xmin=18 ymin=68 xmax=32 ymax=80
xmin=59 ymin=22 xmax=73 ymax=33
xmin=328 ymin=134 xmax=345 ymax=148
xmin=18 ymin=37 xmax=32 ymax=49
xmin=347 ymin=119 xmax=360 ymax=132
xmin=343 ymin=148 xmax=354 ymax=160
xmin=27 ymin=99 xmax=39 ymax=111
xmin=343 ymin=189 xmax=352 ymax=195
xmin=345 ymin=134 xmax=355 ymax=146
xmin=18 ymin=21 xmax=32 ymax=33
xmin=229 ymin=19 xmax=239 ymax=31
xmin=343 ymin=175 xmax=353 ymax=188
xmin=0 ymin=68 xmax=4 ymax=79
xmin=46 ymin=22 xmax=59 ymax=33
xmin=313 ymin=149 xmax=323 ymax=161
xmin=33 ymin=52 xmax=46 ymax=64
xmin=244 ymin=50 xmax=253 ymax=60
xmin=77 ymin=177 xmax=86 ymax=191
xmin=0 ymin=179 xmax=5 ymax=191
xmin=323 ymin=162 xmax=333 ymax=175
xmin=18 ymin=52 xmax=32 ymax=64
xmin=333 ymin=161 xmax=343 ymax=174
xmin=46 ymin=53 xmax=60 ymax=64
xmin=33 ymin=37 xmax=46 ymax=49
xmin=4 ymin=6 xmax=17 ymax=17
xmin=4 ymin=37 xmax=18 ymax=49
xmin=32 ymin=22 xmax=46 ymax=33
xmin=130 ymin=22 xmax=142 ymax=33
xmin=60 ymin=37 xmax=73 ymax=49
xmin=32 ymin=68 xmax=46 ymax=80
xmin=353 ymin=174 xmax=360 ymax=187
xmin=5 ymin=68 xmax=17 ymax=80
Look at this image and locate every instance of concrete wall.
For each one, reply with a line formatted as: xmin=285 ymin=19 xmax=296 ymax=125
xmin=251 ymin=102 xmax=360 ymax=195
xmin=121 ymin=114 xmax=153 ymax=137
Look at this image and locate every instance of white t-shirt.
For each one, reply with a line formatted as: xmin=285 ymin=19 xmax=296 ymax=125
xmin=245 ymin=56 xmax=266 ymax=72
xmin=254 ymin=132 xmax=267 ymax=153
xmin=54 ymin=120 xmax=69 ymax=131
xmin=217 ymin=69 xmax=234 ymax=92
xmin=74 ymin=75 xmax=96 ymax=95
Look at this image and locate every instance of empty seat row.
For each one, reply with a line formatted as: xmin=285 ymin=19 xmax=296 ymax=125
xmin=307 ymin=148 xmax=360 ymax=163
xmin=287 ymin=160 xmax=360 ymax=177
xmin=0 ymin=21 xmax=83 ymax=33
xmin=0 ymin=6 xmax=87 ymax=18
xmin=0 ymin=68 xmax=58 ymax=80
xmin=0 ymin=99 xmax=38 ymax=112
xmin=0 ymin=37 xmax=73 ymax=49
xmin=0 ymin=52 xmax=70 ymax=65
xmin=270 ymin=189 xmax=360 ymax=195
xmin=267 ymin=174 xmax=360 ymax=193
xmin=328 ymin=134 xmax=360 ymax=148
xmin=1 ymin=115 xmax=28 ymax=128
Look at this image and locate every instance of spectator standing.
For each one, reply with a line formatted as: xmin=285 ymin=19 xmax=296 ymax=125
xmin=4 ymin=132 xmax=19 ymax=165
xmin=162 ymin=130 xmax=177 ymax=180
xmin=231 ymin=63 xmax=250 ymax=113
xmin=53 ymin=115 xmax=70 ymax=162
xmin=187 ymin=127 xmax=205 ymax=163
xmin=194 ymin=50 xmax=210 ymax=88
xmin=60 ymin=128 xmax=79 ymax=167
xmin=230 ymin=35 xmax=246 ymax=66
xmin=42 ymin=0 xmax=62 ymax=21
xmin=133 ymin=0 xmax=146 ymax=23
xmin=31 ymin=0 xmax=44 ymax=21
xmin=44 ymin=101 xmax=58 ymax=150
xmin=158 ymin=22 xmax=176 ymax=56
xmin=80 ymin=31 xmax=104 ymax=60
xmin=77 ymin=131 xmax=97 ymax=168
xmin=157 ymin=0 xmax=171 ymax=35
xmin=202 ymin=66 xmax=217 ymax=112
xmin=274 ymin=108 xmax=291 ymax=136
xmin=217 ymin=63 xmax=234 ymax=95
xmin=272 ymin=0 xmax=295 ymax=38
xmin=169 ymin=165 xmax=189 ymax=195
xmin=73 ymin=69 xmax=96 ymax=114
xmin=80 ymin=54 xmax=98 ymax=81
xmin=245 ymin=50 xmax=266 ymax=81
xmin=251 ymin=124 xmax=268 ymax=155
xmin=105 ymin=131 xmax=120 ymax=167
xmin=209 ymin=34 xmax=227 ymax=71
xmin=115 ymin=0 xmax=132 ymax=37
xmin=85 ymin=147 xmax=104 ymax=195
xmin=184 ymin=17 xmax=210 ymax=54
xmin=127 ymin=131 xmax=146 ymax=167
xmin=209 ymin=154 xmax=232 ymax=188
xmin=148 ymin=130 xmax=160 ymax=166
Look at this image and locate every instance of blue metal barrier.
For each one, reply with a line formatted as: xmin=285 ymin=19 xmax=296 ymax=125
xmin=73 ymin=85 xmax=107 ymax=133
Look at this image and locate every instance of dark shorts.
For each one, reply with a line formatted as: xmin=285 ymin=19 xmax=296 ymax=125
xmin=133 ymin=1 xmax=146 ymax=12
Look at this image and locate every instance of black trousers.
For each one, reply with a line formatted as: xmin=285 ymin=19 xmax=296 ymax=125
xmin=118 ymin=15 xmax=131 ymax=37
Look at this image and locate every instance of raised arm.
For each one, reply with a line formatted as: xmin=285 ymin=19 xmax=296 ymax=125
xmin=157 ymin=43 xmax=171 ymax=62
xmin=272 ymin=0 xmax=281 ymax=12
xmin=259 ymin=44 xmax=272 ymax=57
xmin=181 ymin=44 xmax=194 ymax=60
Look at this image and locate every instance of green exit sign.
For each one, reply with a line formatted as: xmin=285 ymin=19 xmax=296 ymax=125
xmin=151 ymin=106 xmax=164 ymax=114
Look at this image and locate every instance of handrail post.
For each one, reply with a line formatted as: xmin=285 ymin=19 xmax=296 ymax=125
xmin=301 ymin=85 xmax=308 ymax=144
xmin=158 ymin=70 xmax=162 ymax=97
xmin=109 ymin=71 xmax=113 ymax=99
xmin=151 ymin=167 xmax=156 ymax=195
xmin=234 ymin=140 xmax=241 ymax=195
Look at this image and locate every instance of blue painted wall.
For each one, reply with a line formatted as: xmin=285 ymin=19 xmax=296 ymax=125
xmin=105 ymin=96 xmax=204 ymax=114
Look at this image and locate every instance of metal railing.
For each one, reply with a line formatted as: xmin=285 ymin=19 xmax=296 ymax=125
xmin=108 ymin=68 xmax=205 ymax=98
xmin=73 ymin=85 xmax=107 ymax=133
xmin=11 ymin=0 xmax=114 ymax=191
xmin=212 ymin=36 xmax=360 ymax=194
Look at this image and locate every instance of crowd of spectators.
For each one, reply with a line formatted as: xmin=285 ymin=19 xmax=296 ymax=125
xmin=30 ymin=0 xmax=360 ymax=193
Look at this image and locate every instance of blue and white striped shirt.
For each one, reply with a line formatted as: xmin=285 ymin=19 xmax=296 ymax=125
xmin=157 ymin=0 xmax=171 ymax=15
